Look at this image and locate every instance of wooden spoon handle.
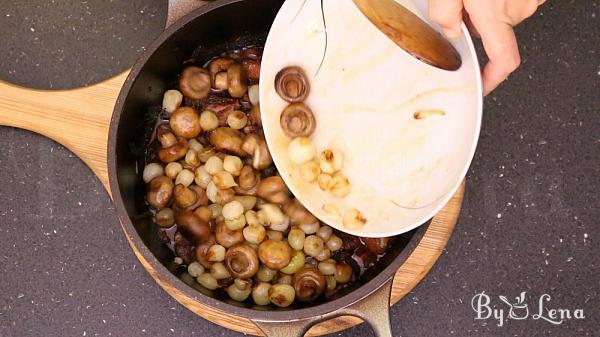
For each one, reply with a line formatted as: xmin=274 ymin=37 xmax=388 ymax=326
xmin=0 ymin=72 xmax=128 ymax=192
xmin=353 ymin=0 xmax=462 ymax=71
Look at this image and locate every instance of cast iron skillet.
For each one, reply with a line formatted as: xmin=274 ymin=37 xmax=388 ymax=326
xmin=108 ymin=0 xmax=427 ymax=336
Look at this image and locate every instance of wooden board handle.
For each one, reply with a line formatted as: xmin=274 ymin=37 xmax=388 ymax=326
xmin=0 ymin=72 xmax=128 ymax=192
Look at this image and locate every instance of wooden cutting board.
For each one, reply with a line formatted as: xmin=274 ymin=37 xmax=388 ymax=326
xmin=0 ymin=74 xmax=464 ymax=335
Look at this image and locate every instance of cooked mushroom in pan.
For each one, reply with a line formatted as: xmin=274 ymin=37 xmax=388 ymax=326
xmin=143 ymin=46 xmax=395 ymax=307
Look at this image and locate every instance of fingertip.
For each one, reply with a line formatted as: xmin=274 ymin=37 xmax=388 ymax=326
xmin=442 ymin=26 xmax=462 ymax=39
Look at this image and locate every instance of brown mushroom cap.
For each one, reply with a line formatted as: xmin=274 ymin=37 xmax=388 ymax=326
xmin=209 ymin=127 xmax=246 ymax=157
xmin=274 ymin=66 xmax=310 ymax=103
xmin=147 ymin=176 xmax=174 ymax=209
xmin=215 ymin=221 xmax=244 ymax=248
xmin=280 ymin=103 xmax=316 ymax=138
xmin=257 ymin=176 xmax=290 ymax=205
xmin=225 ymin=244 xmax=259 ymax=279
xmin=170 ymin=107 xmax=202 ymax=139
xmin=258 ymin=240 xmax=292 ymax=270
xmin=179 ymin=66 xmax=211 ymax=100
xmin=283 ymin=198 xmax=318 ymax=225
xmin=158 ymin=138 xmax=188 ymax=163
xmin=227 ymin=63 xmax=248 ymax=98
xmin=293 ymin=266 xmax=326 ymax=302
xmin=176 ymin=211 xmax=211 ymax=244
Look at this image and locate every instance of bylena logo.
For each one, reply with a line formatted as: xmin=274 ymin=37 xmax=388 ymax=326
xmin=471 ymin=291 xmax=585 ymax=327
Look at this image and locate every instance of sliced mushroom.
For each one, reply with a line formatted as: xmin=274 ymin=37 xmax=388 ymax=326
xmin=274 ymin=66 xmax=310 ymax=103
xmin=227 ymin=63 xmax=248 ymax=98
xmin=280 ymin=103 xmax=316 ymax=138
xmin=292 ymin=266 xmax=326 ymax=302
xmin=179 ymin=66 xmax=211 ymax=100
xmin=225 ymin=244 xmax=259 ymax=279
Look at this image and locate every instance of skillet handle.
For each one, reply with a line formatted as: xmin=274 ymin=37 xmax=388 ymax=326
xmin=166 ymin=0 xmax=212 ymax=28
xmin=252 ymin=278 xmax=394 ymax=337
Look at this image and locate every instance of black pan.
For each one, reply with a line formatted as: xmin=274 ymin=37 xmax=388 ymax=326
xmin=108 ymin=1 xmax=427 ymax=336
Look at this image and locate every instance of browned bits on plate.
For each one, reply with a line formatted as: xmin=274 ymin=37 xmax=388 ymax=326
xmin=280 ymin=103 xmax=316 ymax=138
xmin=179 ymin=66 xmax=211 ymax=100
xmin=274 ymin=66 xmax=310 ymax=103
xmin=413 ymin=109 xmax=446 ymax=120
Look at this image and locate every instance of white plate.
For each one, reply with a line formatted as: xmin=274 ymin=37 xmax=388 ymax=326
xmin=260 ymin=0 xmax=482 ymax=237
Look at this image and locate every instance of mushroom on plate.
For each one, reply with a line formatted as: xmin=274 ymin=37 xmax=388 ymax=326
xmin=280 ymin=103 xmax=316 ymax=138
xmin=274 ymin=66 xmax=310 ymax=103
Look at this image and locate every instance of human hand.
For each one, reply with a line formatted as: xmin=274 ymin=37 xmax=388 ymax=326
xmin=428 ymin=0 xmax=545 ymax=95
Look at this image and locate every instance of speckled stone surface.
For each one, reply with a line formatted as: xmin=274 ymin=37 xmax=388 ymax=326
xmin=0 ymin=1 xmax=598 ymax=336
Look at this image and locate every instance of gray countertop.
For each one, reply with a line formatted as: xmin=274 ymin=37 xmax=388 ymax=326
xmin=0 ymin=1 xmax=597 ymax=336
